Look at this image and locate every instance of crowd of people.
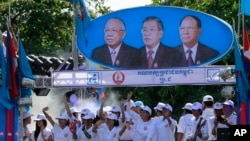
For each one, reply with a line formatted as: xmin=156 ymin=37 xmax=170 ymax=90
xmin=21 ymin=90 xmax=236 ymax=141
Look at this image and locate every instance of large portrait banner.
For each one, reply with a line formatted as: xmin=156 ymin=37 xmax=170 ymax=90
xmin=75 ymin=4 xmax=233 ymax=70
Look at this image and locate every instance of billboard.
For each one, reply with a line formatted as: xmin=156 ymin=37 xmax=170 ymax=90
xmin=75 ymin=3 xmax=233 ymax=70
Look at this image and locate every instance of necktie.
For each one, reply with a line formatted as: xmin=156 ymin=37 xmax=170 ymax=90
xmin=187 ymin=49 xmax=194 ymax=66
xmin=111 ymin=50 xmax=116 ymax=65
xmin=147 ymin=50 xmax=154 ymax=68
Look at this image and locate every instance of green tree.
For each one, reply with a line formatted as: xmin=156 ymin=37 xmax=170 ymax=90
xmin=0 ymin=0 xmax=110 ymax=56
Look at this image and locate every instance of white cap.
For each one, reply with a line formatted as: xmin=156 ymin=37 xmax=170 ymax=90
xmin=163 ymin=104 xmax=173 ymax=112
xmin=134 ymin=101 xmax=144 ymax=107
xmin=103 ymin=106 xmax=112 ymax=112
xmin=110 ymin=105 xmax=121 ymax=113
xmin=154 ymin=102 xmax=165 ymax=111
xmin=141 ymin=106 xmax=152 ymax=115
xmin=203 ymin=95 xmax=214 ymax=102
xmin=70 ymin=107 xmax=80 ymax=113
xmin=213 ymin=102 xmax=223 ymax=110
xmin=107 ymin=113 xmax=118 ymax=120
xmin=82 ymin=112 xmax=95 ymax=120
xmin=192 ymin=102 xmax=202 ymax=110
xmin=56 ymin=113 xmax=69 ymax=120
xmin=223 ymin=100 xmax=234 ymax=107
xmin=23 ymin=111 xmax=34 ymax=119
xmin=182 ymin=103 xmax=193 ymax=111
xmin=34 ymin=114 xmax=46 ymax=121
xmin=81 ymin=108 xmax=90 ymax=115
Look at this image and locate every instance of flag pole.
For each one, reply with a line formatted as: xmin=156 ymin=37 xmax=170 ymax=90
xmin=8 ymin=0 xmax=11 ymax=26
xmin=72 ymin=0 xmax=79 ymax=71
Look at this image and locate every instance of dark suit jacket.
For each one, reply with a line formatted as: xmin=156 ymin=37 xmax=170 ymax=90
xmin=176 ymin=42 xmax=219 ymax=67
xmin=138 ymin=43 xmax=182 ymax=69
xmin=91 ymin=43 xmax=139 ymax=69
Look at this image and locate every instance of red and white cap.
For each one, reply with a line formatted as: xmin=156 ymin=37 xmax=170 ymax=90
xmin=34 ymin=114 xmax=46 ymax=121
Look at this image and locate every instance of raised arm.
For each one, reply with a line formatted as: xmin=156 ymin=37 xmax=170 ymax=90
xmin=63 ymin=93 xmax=73 ymax=118
xmin=42 ymin=106 xmax=55 ymax=127
xmin=120 ymin=100 xmax=126 ymax=123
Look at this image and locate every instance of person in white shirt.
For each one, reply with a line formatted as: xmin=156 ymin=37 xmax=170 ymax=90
xmin=187 ymin=102 xmax=209 ymax=141
xmin=153 ymin=102 xmax=165 ymax=117
xmin=22 ymin=111 xmax=34 ymax=141
xmin=221 ymin=100 xmax=237 ymax=126
xmin=92 ymin=113 xmax=123 ymax=141
xmin=74 ymin=112 xmax=95 ymax=141
xmin=119 ymin=100 xmax=136 ymax=141
xmin=202 ymin=95 xmax=215 ymax=120
xmin=207 ymin=102 xmax=224 ymax=141
xmin=30 ymin=114 xmax=53 ymax=141
xmin=126 ymin=92 xmax=153 ymax=141
xmin=42 ymin=106 xmax=73 ymax=141
xmin=148 ymin=103 xmax=177 ymax=141
xmin=177 ymin=103 xmax=195 ymax=141
xmin=63 ymin=92 xmax=81 ymax=133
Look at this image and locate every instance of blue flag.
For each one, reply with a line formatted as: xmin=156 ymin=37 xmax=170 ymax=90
xmin=75 ymin=0 xmax=91 ymax=47
xmin=18 ymin=39 xmax=34 ymax=97
xmin=234 ymin=33 xmax=250 ymax=124
xmin=0 ymin=35 xmax=13 ymax=109
xmin=240 ymin=0 xmax=250 ymax=16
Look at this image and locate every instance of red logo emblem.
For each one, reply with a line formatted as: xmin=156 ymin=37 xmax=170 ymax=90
xmin=112 ymin=71 xmax=125 ymax=85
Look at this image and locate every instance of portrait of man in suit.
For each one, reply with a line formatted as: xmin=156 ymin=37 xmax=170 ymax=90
xmin=91 ymin=17 xmax=139 ymax=69
xmin=176 ymin=15 xmax=219 ymax=67
xmin=138 ymin=16 xmax=181 ymax=69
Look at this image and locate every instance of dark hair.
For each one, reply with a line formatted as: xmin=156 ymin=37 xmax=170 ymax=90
xmin=114 ymin=119 xmax=119 ymax=127
xmin=185 ymin=109 xmax=192 ymax=114
xmin=204 ymin=101 xmax=214 ymax=107
xmin=92 ymin=115 xmax=101 ymax=125
xmin=180 ymin=15 xmax=201 ymax=28
xmin=143 ymin=16 xmax=164 ymax=31
xmin=34 ymin=120 xmax=47 ymax=141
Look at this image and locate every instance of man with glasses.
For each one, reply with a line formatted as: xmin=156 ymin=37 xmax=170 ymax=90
xmin=176 ymin=15 xmax=219 ymax=67
xmin=91 ymin=17 xmax=139 ymax=69
xmin=138 ymin=16 xmax=181 ymax=69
